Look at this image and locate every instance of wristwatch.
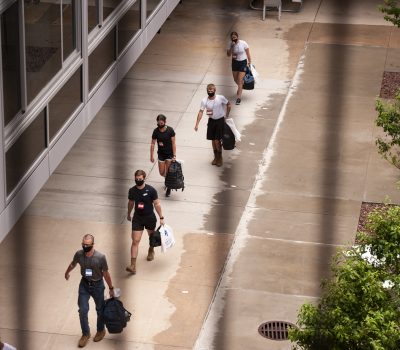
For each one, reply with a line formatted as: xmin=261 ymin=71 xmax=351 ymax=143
xmin=160 ymin=217 xmax=164 ymax=219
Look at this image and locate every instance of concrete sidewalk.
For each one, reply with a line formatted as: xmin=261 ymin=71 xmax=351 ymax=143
xmin=1 ymin=0 xmax=400 ymax=349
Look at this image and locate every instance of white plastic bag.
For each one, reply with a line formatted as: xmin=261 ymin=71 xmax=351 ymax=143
xmin=225 ymin=118 xmax=241 ymax=142
xmin=160 ymin=224 xmax=175 ymax=252
xmin=249 ymin=64 xmax=260 ymax=82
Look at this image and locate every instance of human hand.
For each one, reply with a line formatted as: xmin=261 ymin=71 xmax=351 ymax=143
xmin=150 ymin=156 xmax=154 ymax=163
xmin=109 ymin=288 xmax=115 ymax=298
xmin=194 ymin=125 xmax=198 ymax=132
xmin=127 ymin=214 xmax=132 ymax=222
xmin=160 ymin=218 xmax=165 ymax=226
xmin=65 ymin=272 xmax=70 ymax=281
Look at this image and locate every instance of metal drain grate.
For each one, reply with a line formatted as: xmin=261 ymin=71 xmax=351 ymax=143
xmin=258 ymin=321 xmax=296 ymax=341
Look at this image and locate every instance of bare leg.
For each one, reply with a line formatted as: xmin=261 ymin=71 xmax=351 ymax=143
xmin=158 ymin=161 xmax=166 ymax=177
xmin=130 ymin=230 xmax=144 ymax=258
xmin=236 ymin=71 xmax=246 ymax=99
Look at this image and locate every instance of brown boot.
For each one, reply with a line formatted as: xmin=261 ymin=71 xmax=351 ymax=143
xmin=126 ymin=258 xmax=136 ymax=274
xmin=216 ymin=151 xmax=223 ymax=167
xmin=211 ymin=150 xmax=218 ymax=165
xmin=78 ymin=334 xmax=91 ymax=348
xmin=147 ymin=246 xmax=155 ymax=261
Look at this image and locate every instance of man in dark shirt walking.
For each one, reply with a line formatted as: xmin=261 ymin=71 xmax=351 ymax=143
xmin=150 ymin=114 xmax=177 ymax=197
xmin=126 ymin=169 xmax=165 ymax=274
xmin=64 ymin=234 xmax=114 ymax=348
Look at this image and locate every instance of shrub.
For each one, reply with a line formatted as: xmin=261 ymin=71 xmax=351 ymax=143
xmin=289 ymin=205 xmax=400 ymax=350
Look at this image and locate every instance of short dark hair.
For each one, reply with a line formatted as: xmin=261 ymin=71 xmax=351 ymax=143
xmin=134 ymin=169 xmax=146 ymax=179
xmin=231 ymin=31 xmax=239 ymax=38
xmin=156 ymin=114 xmax=166 ymax=122
xmin=83 ymin=234 xmax=94 ymax=244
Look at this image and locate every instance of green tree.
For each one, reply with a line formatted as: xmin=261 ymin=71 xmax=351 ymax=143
xmin=376 ymin=93 xmax=400 ymax=169
xmin=289 ymin=205 xmax=400 ymax=350
xmin=379 ymin=0 xmax=400 ymax=27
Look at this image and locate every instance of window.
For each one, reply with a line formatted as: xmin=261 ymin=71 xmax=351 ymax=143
xmin=49 ymin=66 xmax=82 ymax=141
xmin=146 ymin=0 xmax=162 ymax=19
xmin=88 ymin=0 xmax=100 ymax=33
xmin=117 ymin=1 xmax=140 ymax=55
xmin=62 ymin=0 xmax=77 ymax=60
xmin=6 ymin=110 xmax=46 ymax=195
xmin=24 ymin=0 xmax=62 ymax=104
xmin=104 ymin=0 xmax=124 ymax=23
xmin=88 ymin=28 xmax=116 ymax=91
xmin=1 ymin=1 xmax=22 ymax=126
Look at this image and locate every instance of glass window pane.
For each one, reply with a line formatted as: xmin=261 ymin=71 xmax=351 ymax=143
xmin=49 ymin=66 xmax=82 ymax=140
xmin=88 ymin=0 xmax=99 ymax=33
xmin=146 ymin=0 xmax=162 ymax=19
xmin=25 ymin=1 xmax=62 ymax=104
xmin=117 ymin=1 xmax=140 ymax=55
xmin=6 ymin=110 xmax=46 ymax=195
xmin=62 ymin=0 xmax=77 ymax=59
xmin=1 ymin=1 xmax=22 ymax=126
xmin=89 ymin=28 xmax=115 ymax=91
xmin=103 ymin=0 xmax=124 ymax=22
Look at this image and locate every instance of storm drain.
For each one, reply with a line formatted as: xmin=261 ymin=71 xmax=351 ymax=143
xmin=258 ymin=321 xmax=296 ymax=340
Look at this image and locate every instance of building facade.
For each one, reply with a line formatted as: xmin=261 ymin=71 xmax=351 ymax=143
xmin=0 ymin=0 xmax=180 ymax=241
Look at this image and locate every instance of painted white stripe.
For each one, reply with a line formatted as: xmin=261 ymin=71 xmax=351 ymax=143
xmin=194 ymin=49 xmax=308 ymax=350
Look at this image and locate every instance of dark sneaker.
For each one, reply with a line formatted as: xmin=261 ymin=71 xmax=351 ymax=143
xmin=94 ymin=329 xmax=106 ymax=342
xmin=235 ymin=98 xmax=241 ymax=105
xmin=166 ymin=188 xmax=171 ymax=197
xmin=78 ymin=334 xmax=91 ymax=348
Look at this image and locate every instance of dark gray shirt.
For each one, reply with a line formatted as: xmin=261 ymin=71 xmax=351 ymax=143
xmin=73 ymin=250 xmax=108 ymax=281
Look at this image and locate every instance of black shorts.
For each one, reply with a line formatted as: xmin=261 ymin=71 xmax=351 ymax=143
xmin=207 ymin=117 xmax=225 ymax=140
xmin=232 ymin=59 xmax=247 ymax=72
xmin=132 ymin=213 xmax=157 ymax=231
xmin=158 ymin=153 xmax=173 ymax=162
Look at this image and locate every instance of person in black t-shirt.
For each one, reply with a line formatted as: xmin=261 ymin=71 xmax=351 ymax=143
xmin=126 ymin=169 xmax=165 ymax=274
xmin=150 ymin=114 xmax=176 ymax=197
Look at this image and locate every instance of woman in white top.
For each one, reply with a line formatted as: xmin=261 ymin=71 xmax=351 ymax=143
xmin=226 ymin=31 xmax=252 ymax=105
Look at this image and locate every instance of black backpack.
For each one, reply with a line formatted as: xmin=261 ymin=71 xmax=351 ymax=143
xmin=165 ymin=161 xmax=184 ymax=191
xmin=222 ymin=122 xmax=235 ymax=150
xmin=103 ymin=298 xmax=132 ymax=334
xmin=243 ymin=65 xmax=255 ymax=90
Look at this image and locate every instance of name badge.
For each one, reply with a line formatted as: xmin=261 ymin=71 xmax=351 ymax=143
xmin=138 ymin=202 xmax=144 ymax=210
xmin=206 ymin=108 xmax=213 ymax=116
xmin=158 ymin=141 xmax=164 ymax=147
xmin=232 ymin=54 xmax=237 ymax=59
xmin=85 ymin=268 xmax=93 ymax=277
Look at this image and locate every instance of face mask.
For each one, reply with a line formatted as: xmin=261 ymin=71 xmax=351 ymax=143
xmin=135 ymin=179 xmax=144 ymax=186
xmin=232 ymin=38 xmax=238 ymax=43
xmin=82 ymin=245 xmax=93 ymax=253
xmin=207 ymin=92 xmax=215 ymax=97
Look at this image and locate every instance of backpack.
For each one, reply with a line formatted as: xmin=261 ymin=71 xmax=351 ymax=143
xmin=243 ymin=65 xmax=255 ymax=90
xmin=165 ymin=161 xmax=184 ymax=191
xmin=149 ymin=226 xmax=162 ymax=247
xmin=103 ymin=298 xmax=132 ymax=334
xmin=222 ymin=122 xmax=236 ymax=150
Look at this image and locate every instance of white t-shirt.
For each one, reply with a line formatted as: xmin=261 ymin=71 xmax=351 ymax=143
xmin=3 ymin=344 xmax=17 ymax=350
xmin=227 ymin=39 xmax=249 ymax=61
xmin=200 ymin=95 xmax=229 ymax=120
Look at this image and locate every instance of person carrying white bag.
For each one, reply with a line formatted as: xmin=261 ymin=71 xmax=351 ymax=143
xmin=159 ymin=224 xmax=175 ymax=252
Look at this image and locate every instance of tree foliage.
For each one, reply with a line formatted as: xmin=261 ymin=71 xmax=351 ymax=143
xmin=289 ymin=205 xmax=400 ymax=350
xmin=379 ymin=0 xmax=400 ymax=27
xmin=376 ymin=92 xmax=400 ymax=169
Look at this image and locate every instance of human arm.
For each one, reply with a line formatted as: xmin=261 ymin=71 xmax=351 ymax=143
xmin=225 ymin=100 xmax=231 ymax=118
xmin=127 ymin=199 xmax=134 ymax=221
xmin=153 ymin=198 xmax=165 ymax=225
xmin=171 ymin=136 xmax=176 ymax=161
xmin=103 ymin=270 xmax=114 ymax=297
xmin=150 ymin=138 xmax=156 ymax=163
xmin=245 ymin=47 xmax=251 ymax=65
xmin=65 ymin=261 xmax=77 ymax=280
xmin=195 ymin=109 xmax=204 ymax=131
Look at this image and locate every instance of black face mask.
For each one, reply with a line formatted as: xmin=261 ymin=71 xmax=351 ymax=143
xmin=82 ymin=245 xmax=93 ymax=253
xmin=232 ymin=38 xmax=238 ymax=43
xmin=207 ymin=92 xmax=215 ymax=97
xmin=135 ymin=179 xmax=144 ymax=186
